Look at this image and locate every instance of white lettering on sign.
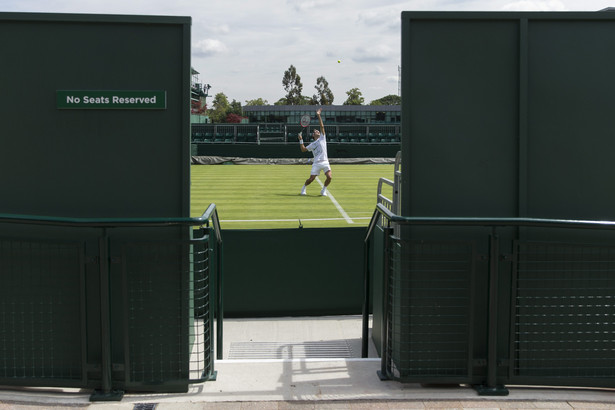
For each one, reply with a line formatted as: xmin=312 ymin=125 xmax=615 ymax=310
xmin=112 ymin=95 xmax=157 ymax=104
xmin=57 ymin=91 xmax=166 ymax=109
xmin=83 ymin=96 xmax=110 ymax=104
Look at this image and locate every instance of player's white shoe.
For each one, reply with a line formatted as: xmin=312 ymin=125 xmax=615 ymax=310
xmin=320 ymin=188 xmax=327 ymax=196
xmin=300 ymin=188 xmax=306 ymax=195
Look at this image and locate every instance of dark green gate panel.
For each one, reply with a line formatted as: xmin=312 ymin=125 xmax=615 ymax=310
xmin=0 ymin=238 xmax=85 ymax=385
xmin=118 ymin=241 xmax=189 ymax=390
xmin=223 ymin=228 xmax=365 ymax=317
xmin=388 ymin=240 xmax=475 ymax=380
xmin=512 ymin=240 xmax=615 ymax=385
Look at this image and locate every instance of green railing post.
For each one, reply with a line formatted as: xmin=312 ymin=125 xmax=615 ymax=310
xmin=361 ymin=236 xmax=371 ymax=358
xmin=475 ymin=231 xmax=508 ymax=396
xmin=90 ymin=228 xmax=124 ymax=401
xmin=377 ymin=226 xmax=394 ymax=381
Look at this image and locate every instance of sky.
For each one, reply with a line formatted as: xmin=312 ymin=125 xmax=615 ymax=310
xmin=3 ymin=0 xmax=614 ymax=105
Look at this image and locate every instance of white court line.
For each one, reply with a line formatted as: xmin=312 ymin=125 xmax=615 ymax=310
xmin=221 ymin=217 xmax=371 ymax=223
xmin=316 ymin=177 xmax=354 ymax=224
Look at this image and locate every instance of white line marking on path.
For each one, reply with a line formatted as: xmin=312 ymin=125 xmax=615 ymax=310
xmin=316 ymin=177 xmax=354 ymax=224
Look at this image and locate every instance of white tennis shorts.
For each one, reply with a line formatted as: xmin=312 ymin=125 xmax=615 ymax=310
xmin=311 ymin=161 xmax=331 ymax=176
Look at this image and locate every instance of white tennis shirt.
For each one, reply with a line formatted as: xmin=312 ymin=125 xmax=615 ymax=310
xmin=306 ymin=133 xmax=329 ymax=163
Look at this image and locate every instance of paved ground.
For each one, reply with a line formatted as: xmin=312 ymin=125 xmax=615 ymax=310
xmin=1 ymin=316 xmax=614 ymax=409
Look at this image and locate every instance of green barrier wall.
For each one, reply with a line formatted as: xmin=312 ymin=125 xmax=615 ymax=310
xmin=0 ymin=12 xmax=195 ymax=398
xmin=393 ymin=11 xmax=615 ymax=392
xmin=401 ymin=11 xmax=615 ymax=221
xmin=223 ymin=228 xmax=366 ymax=317
xmin=192 ymin=142 xmax=400 ymax=159
xmin=0 ymin=12 xmax=191 ymax=218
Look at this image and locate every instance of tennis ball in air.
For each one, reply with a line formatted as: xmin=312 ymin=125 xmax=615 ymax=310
xmin=337 ymin=60 xmax=341 ymax=63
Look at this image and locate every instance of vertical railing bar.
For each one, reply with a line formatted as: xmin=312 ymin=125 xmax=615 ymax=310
xmin=99 ymin=228 xmax=112 ymax=394
xmin=79 ymin=241 xmax=88 ymax=384
xmin=361 ymin=236 xmax=371 ymax=358
xmin=475 ymin=230 xmax=508 ymax=396
xmin=216 ymin=228 xmax=223 ymax=361
xmin=487 ymin=231 xmax=499 ymax=389
xmin=377 ymin=226 xmax=394 ymax=380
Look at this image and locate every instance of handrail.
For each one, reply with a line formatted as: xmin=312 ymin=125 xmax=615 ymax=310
xmin=364 ymin=205 xmax=386 ymax=243
xmin=201 ymin=204 xmax=224 ymax=360
xmin=372 ymin=202 xmax=615 ymax=230
xmin=0 ymin=212 xmax=208 ymax=227
xmin=201 ymin=203 xmax=223 ymax=244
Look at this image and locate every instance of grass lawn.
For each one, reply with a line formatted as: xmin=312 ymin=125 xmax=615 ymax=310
xmin=191 ymin=164 xmax=394 ymax=229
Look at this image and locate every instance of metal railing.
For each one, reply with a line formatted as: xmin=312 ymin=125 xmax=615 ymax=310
xmin=376 ymin=151 xmax=401 ymax=225
xmin=363 ymin=203 xmax=615 ymax=394
xmin=0 ymin=206 xmax=223 ymax=400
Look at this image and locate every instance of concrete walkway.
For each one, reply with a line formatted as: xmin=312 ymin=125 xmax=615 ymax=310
xmin=0 ymin=316 xmax=614 ymax=409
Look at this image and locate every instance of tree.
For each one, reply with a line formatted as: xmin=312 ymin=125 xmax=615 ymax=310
xmin=245 ymin=98 xmax=269 ymax=106
xmin=229 ymin=99 xmax=242 ymax=116
xmin=226 ymin=113 xmax=245 ymax=123
xmin=370 ymin=94 xmax=401 ymax=105
xmin=313 ymin=76 xmax=334 ymax=105
xmin=282 ymin=65 xmax=303 ymax=105
xmin=299 ymin=95 xmax=313 ymax=105
xmin=343 ymin=88 xmax=364 ymax=105
xmin=208 ymin=92 xmax=230 ymax=123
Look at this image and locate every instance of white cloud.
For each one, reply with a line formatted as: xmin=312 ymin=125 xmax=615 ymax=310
xmin=357 ymin=8 xmax=400 ymax=31
xmin=353 ymin=45 xmax=395 ymax=63
xmin=193 ymin=39 xmax=228 ymax=57
xmin=285 ymin=0 xmax=338 ymax=13
xmin=211 ymin=24 xmax=231 ymax=34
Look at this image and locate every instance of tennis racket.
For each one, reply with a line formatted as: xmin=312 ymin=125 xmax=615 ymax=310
xmin=300 ymin=114 xmax=311 ymax=128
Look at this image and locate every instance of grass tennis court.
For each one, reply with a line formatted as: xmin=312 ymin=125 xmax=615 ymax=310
xmin=191 ymin=164 xmax=394 ymax=229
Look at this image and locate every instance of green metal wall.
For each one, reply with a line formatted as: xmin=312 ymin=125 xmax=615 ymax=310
xmin=394 ymin=11 xmax=615 ymax=391
xmin=223 ymin=228 xmax=365 ymax=317
xmin=401 ymin=12 xmax=615 ymax=220
xmin=192 ymin=142 xmax=400 ymax=159
xmin=0 ymin=12 xmax=191 ymax=218
xmin=0 ymin=12 xmax=196 ymax=397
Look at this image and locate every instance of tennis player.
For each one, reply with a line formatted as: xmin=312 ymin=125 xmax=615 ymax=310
xmin=298 ymin=107 xmax=332 ymax=196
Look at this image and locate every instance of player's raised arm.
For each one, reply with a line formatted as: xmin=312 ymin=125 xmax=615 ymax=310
xmin=316 ymin=108 xmax=324 ymax=135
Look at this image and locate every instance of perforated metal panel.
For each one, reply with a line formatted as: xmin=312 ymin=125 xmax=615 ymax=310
xmin=0 ymin=238 xmax=85 ymax=385
xmin=512 ymin=241 xmax=615 ymax=381
xmin=385 ymin=239 xmax=475 ymax=380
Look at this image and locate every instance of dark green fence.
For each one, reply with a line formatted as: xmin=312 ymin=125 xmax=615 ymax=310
xmin=364 ymin=204 xmax=615 ymax=394
xmin=0 ymin=206 xmax=222 ymax=400
xmin=223 ymin=227 xmax=365 ymax=317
